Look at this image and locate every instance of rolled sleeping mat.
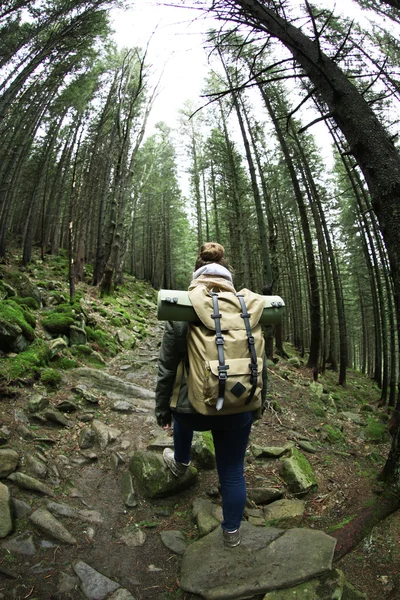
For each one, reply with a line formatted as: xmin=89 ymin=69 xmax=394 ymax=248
xmin=157 ymin=290 xmax=285 ymax=325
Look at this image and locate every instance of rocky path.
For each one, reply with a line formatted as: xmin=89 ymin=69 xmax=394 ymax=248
xmin=0 ymin=325 xmax=370 ymax=599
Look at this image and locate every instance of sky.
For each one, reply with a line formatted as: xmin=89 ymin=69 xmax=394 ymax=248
xmin=110 ymin=1 xmax=214 ymax=132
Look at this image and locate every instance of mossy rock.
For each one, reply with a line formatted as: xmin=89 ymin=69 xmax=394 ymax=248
xmin=0 ymin=338 xmax=49 ymax=381
xmin=0 ymin=300 xmax=36 ymax=353
xmin=129 ymin=451 xmax=197 ymax=498
xmin=86 ymin=326 xmax=118 ymax=356
xmin=40 ymin=368 xmax=62 ymax=389
xmin=2 ymin=270 xmax=41 ymax=303
xmin=42 ymin=313 xmax=75 ymax=334
xmin=11 ymin=296 xmax=40 ymax=310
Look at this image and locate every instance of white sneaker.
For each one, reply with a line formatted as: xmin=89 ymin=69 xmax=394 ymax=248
xmin=163 ymin=448 xmax=190 ymax=477
xmin=223 ymin=528 xmax=241 ymax=547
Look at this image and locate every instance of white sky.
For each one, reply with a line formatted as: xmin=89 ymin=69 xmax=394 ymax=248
xmin=110 ymin=1 xmax=214 ymax=132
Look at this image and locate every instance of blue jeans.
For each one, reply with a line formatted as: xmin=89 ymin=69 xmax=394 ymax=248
xmin=171 ymin=411 xmax=253 ymax=532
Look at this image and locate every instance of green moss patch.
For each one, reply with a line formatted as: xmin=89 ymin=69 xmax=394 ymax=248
xmin=0 ymin=338 xmax=49 ymax=382
xmin=86 ymin=326 xmax=117 ymax=356
xmin=0 ymin=300 xmax=35 ymax=340
xmin=11 ymin=296 xmax=40 ymax=310
xmin=40 ymin=368 xmax=62 ymax=389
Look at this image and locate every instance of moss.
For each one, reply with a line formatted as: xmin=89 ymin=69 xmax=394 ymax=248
xmin=323 ymin=424 xmax=345 ymax=444
xmin=0 ymin=338 xmax=49 ymax=381
xmin=40 ymin=368 xmax=62 ymax=389
xmin=109 ymin=316 xmax=123 ymax=327
xmin=309 ymin=402 xmax=326 ymax=418
xmin=365 ymin=417 xmax=387 ymax=443
xmin=70 ymin=345 xmax=93 ymax=357
xmin=0 ymin=300 xmax=35 ymax=340
xmin=86 ymin=326 xmax=117 ymax=356
xmin=327 ymin=514 xmax=356 ymax=532
xmin=42 ymin=312 xmax=75 ymax=334
xmin=201 ymin=431 xmax=215 ymax=454
xmin=12 ymin=296 xmax=40 ymax=310
xmin=51 ymin=356 xmax=78 ymax=370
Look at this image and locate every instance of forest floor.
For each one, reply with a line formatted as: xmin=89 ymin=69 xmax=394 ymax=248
xmin=0 ymin=257 xmax=399 ymax=600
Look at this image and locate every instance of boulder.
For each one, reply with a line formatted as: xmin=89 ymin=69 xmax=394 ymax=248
xmin=0 ymin=449 xmax=19 ymax=478
xmin=192 ymin=432 xmax=216 ymax=469
xmin=70 ymin=325 xmax=87 ymax=346
xmin=129 ymin=451 xmax=197 ymax=498
xmin=247 ymin=487 xmax=284 ymax=505
xmin=192 ymin=498 xmax=221 ymax=536
xmin=262 ymin=568 xmax=345 ymax=599
xmin=263 ymin=499 xmax=305 ymax=528
xmin=181 ymin=523 xmax=337 ymax=600
xmin=30 ymin=508 xmax=77 ymax=544
xmin=0 ymin=482 xmax=13 ymax=538
xmin=280 ymin=447 xmax=318 ymax=495
xmin=73 ymin=561 xmax=120 ymax=599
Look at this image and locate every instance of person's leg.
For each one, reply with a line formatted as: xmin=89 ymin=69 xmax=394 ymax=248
xmin=212 ymin=415 xmax=253 ymax=532
xmin=172 ymin=415 xmax=193 ymax=465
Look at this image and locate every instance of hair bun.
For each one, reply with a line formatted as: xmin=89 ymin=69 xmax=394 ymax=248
xmin=200 ymin=242 xmax=225 ymax=263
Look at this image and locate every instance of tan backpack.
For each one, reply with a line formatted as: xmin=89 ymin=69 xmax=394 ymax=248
xmin=183 ymin=286 xmax=265 ymax=415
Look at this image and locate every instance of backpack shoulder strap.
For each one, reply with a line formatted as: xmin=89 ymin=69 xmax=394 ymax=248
xmin=210 ymin=292 xmax=229 ymax=411
xmin=236 ymin=293 xmax=259 ymax=405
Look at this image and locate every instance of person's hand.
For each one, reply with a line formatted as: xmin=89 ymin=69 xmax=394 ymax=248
xmin=163 ymin=423 xmax=173 ymax=436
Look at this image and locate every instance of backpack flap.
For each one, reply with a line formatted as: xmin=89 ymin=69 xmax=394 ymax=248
xmin=188 ymin=287 xmax=265 ymax=330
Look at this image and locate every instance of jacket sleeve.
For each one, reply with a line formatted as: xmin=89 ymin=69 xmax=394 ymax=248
xmin=155 ymin=321 xmax=187 ymax=427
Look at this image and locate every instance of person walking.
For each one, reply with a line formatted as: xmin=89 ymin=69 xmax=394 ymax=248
xmin=155 ymin=242 xmax=267 ymax=547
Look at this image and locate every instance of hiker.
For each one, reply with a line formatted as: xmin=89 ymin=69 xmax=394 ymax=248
xmin=155 ymin=242 xmax=267 ymax=547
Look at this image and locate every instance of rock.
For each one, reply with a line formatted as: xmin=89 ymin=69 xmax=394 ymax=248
xmin=180 ymin=523 xmax=337 ymax=600
xmin=28 ymin=394 xmax=49 ymax=413
xmin=2 ymin=271 xmax=41 ymax=303
xmin=11 ymin=497 xmax=32 ymax=518
xmin=42 ymin=408 xmax=72 ymax=427
xmin=108 ymin=590 xmax=136 ymax=600
xmin=0 ymin=482 xmax=13 ymax=538
xmin=70 ymin=325 xmax=87 ymax=346
xmin=30 ymin=508 xmax=77 ymax=544
xmin=48 ymin=337 xmax=68 ymax=358
xmin=0 ymin=320 xmax=29 ymax=353
xmin=147 ymin=434 xmax=174 ymax=450
xmin=247 ymin=487 xmax=284 ymax=505
xmin=116 ymin=329 xmax=135 ymax=349
xmin=2 ymin=533 xmax=36 ymax=555
xmin=112 ymin=401 xmax=134 ymax=413
xmin=121 ymin=472 xmax=137 ymax=508
xmin=252 ymin=444 xmax=292 ymax=459
xmin=192 ymin=498 xmax=221 ymax=536
xmin=129 ymin=451 xmax=197 ymax=498
xmin=7 ymin=472 xmax=55 ymax=496
xmin=280 ymin=447 xmax=318 ymax=495
xmin=16 ymin=423 xmax=38 ymax=440
xmin=192 ymin=432 xmax=216 ymax=469
xmin=79 ymin=427 xmax=96 ymax=449
xmin=120 ymin=528 xmax=146 ymax=547
xmin=262 ymin=568 xmax=345 ymax=599
xmin=288 ymin=357 xmax=301 ymax=368
xmin=71 ymin=368 xmax=155 ymax=401
xmin=160 ymin=530 xmax=187 ymax=555
xmin=46 ymin=501 xmax=103 ymax=524
xmin=297 ymin=440 xmax=318 ymax=454
xmin=56 ymin=399 xmax=79 ymax=412
xmin=73 ymin=560 xmax=120 ymax=599
xmin=25 ymin=455 xmax=47 ymax=479
xmin=92 ymin=420 xmax=121 ymax=450
xmin=0 ymin=449 xmax=19 ymax=478
xmin=264 ymin=499 xmax=305 ymax=528
xmin=58 ymin=571 xmax=80 ymax=594
xmin=309 ymin=382 xmax=324 ymax=400
xmin=0 ymin=426 xmax=11 ymax=444
xmin=341 ymin=412 xmax=367 ymax=426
